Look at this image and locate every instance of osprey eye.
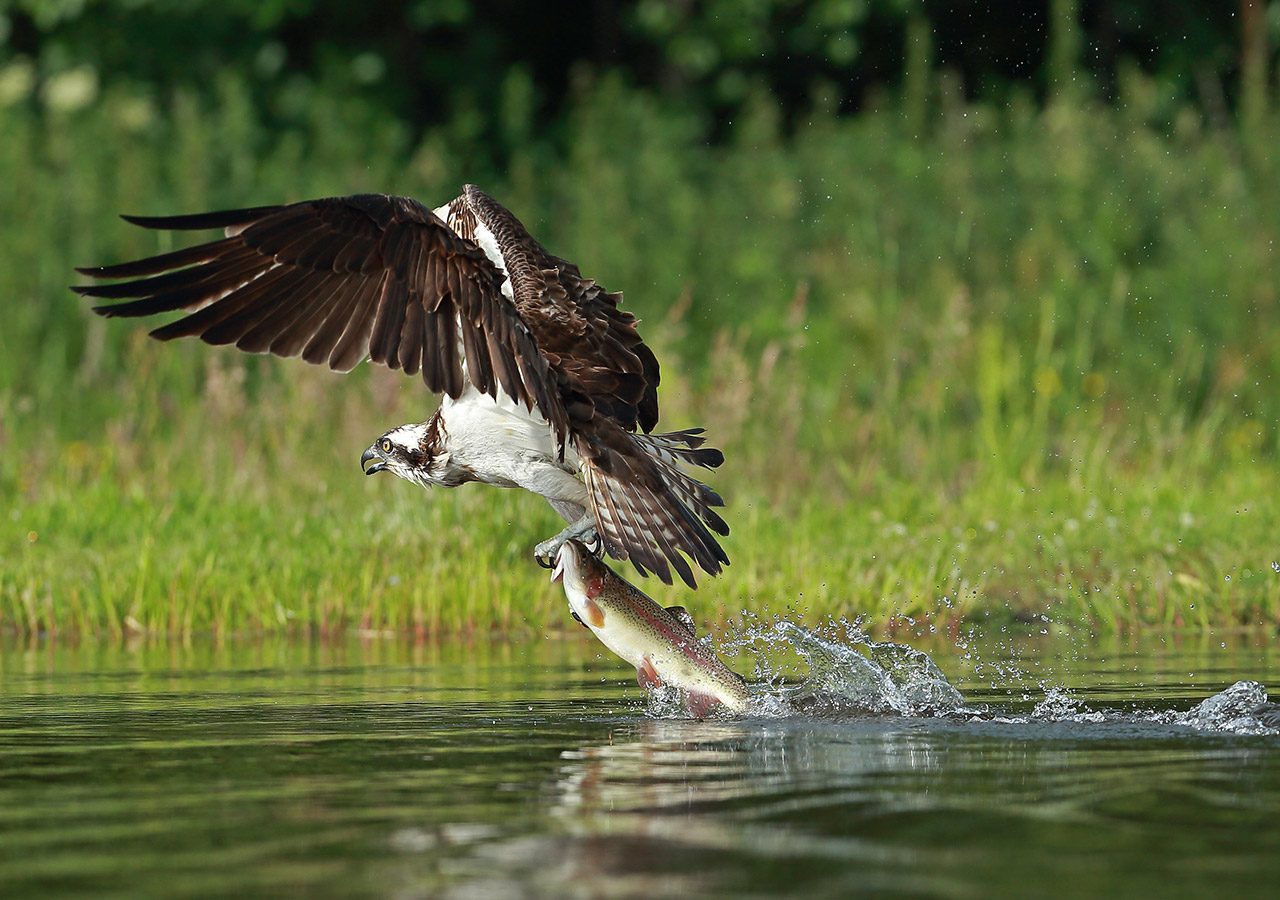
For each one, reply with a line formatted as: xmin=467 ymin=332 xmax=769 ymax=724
xmin=381 ymin=438 xmax=393 ymax=454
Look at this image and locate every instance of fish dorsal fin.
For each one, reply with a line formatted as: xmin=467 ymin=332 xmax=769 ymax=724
xmin=666 ymin=606 xmax=696 ymax=637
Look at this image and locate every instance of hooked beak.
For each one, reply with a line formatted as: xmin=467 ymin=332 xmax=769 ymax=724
xmin=361 ymin=445 xmax=387 ymax=476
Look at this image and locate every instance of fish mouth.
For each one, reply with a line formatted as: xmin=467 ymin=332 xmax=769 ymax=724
xmin=551 ymin=541 xmax=581 ymax=585
xmin=360 ymin=445 xmax=387 ymax=476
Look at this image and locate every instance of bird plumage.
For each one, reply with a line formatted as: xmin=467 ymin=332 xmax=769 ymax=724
xmin=75 ymin=186 xmax=728 ymax=587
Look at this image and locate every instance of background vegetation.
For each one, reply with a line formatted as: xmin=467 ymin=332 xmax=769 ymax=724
xmin=2 ymin=1 xmax=1279 ymax=638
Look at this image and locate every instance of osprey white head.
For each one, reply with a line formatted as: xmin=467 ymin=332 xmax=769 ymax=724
xmin=361 ymin=421 xmax=452 ymax=489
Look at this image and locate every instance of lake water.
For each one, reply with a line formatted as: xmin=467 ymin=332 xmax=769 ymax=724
xmin=1 ymin=628 xmax=1278 ymax=898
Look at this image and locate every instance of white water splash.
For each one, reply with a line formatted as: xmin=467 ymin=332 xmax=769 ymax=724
xmin=684 ymin=618 xmax=1277 ymax=736
xmin=772 ymin=621 xmax=965 ymax=716
xmin=1030 ymin=688 xmax=1106 ymax=723
xmin=1167 ymin=680 xmax=1277 ymax=736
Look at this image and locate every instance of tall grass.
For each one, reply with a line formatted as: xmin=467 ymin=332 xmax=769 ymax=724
xmin=2 ymin=65 xmax=1278 ymax=638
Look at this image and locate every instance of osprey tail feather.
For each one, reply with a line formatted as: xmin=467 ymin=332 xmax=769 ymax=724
xmin=634 ymin=428 xmax=725 ymax=470
xmin=579 ymin=426 xmax=729 ymax=589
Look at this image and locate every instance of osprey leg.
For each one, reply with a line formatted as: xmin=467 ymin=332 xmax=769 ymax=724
xmin=534 ymin=514 xmax=599 ymax=568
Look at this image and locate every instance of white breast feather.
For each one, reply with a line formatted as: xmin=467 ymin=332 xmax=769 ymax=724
xmin=441 ymin=389 xmax=586 ymax=505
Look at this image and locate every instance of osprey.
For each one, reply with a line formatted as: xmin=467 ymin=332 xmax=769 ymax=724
xmin=75 ymin=187 xmax=728 ymax=587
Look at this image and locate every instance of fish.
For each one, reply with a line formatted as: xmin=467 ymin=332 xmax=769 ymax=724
xmin=551 ymin=539 xmax=751 ymax=717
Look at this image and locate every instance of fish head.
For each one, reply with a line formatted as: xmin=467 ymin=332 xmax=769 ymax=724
xmin=551 ymin=539 xmax=607 ymax=597
xmin=552 ymin=540 xmax=609 ymax=627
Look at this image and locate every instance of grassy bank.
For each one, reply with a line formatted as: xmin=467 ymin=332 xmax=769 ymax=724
xmin=3 ymin=69 xmax=1279 ymax=637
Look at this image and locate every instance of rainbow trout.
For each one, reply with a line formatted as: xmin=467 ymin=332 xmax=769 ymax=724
xmin=551 ymin=540 xmax=750 ymax=717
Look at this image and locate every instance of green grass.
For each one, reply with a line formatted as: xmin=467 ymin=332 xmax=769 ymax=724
xmin=6 ymin=350 xmax=1278 ymax=640
xmin=3 ymin=67 xmax=1280 ymax=637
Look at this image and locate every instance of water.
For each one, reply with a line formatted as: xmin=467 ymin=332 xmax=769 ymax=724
xmin=2 ymin=630 xmax=1278 ymax=898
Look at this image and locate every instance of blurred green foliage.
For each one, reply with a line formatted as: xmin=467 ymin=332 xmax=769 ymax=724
xmin=2 ymin=1 xmax=1275 ymax=147
xmin=4 ymin=56 xmax=1277 ymax=446
xmin=1 ymin=2 xmax=1279 ymax=636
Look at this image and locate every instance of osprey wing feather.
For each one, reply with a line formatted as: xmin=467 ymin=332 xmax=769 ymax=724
xmin=75 ymin=193 xmax=568 ymax=446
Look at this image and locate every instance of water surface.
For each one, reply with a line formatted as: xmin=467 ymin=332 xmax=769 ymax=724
xmin=1 ymin=631 xmax=1277 ymax=897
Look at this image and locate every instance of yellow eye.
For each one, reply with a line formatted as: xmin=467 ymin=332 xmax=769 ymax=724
xmin=381 ymin=439 xmax=393 ymax=454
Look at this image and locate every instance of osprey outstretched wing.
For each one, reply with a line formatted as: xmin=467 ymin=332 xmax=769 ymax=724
xmin=75 ymin=187 xmax=729 ymax=587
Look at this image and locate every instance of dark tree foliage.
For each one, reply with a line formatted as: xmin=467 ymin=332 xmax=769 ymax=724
xmin=0 ymin=0 xmax=1270 ymax=139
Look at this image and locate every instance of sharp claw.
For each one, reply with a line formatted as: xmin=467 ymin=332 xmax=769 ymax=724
xmin=534 ymin=538 xmax=559 ymax=569
xmin=535 ymin=518 xmax=597 ymax=570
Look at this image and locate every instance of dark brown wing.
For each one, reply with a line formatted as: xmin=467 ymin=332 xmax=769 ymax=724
xmin=74 ymin=193 xmax=567 ymax=444
xmin=457 ymin=186 xmax=725 ymax=587
xmin=457 ymin=185 xmax=659 ymax=433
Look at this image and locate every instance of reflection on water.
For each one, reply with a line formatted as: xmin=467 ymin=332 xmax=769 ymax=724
xmin=550 ymin=716 xmax=1280 ymax=897
xmin=1 ymin=632 xmax=1277 ymax=897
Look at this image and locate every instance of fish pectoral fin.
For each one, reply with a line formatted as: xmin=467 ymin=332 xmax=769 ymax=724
xmin=665 ymin=605 xmax=696 ymax=636
xmin=569 ymin=609 xmax=587 ymax=629
xmin=583 ymin=597 xmax=606 ymax=628
xmin=636 ymin=656 xmax=662 ymax=691
xmin=683 ymin=689 xmax=721 ymax=720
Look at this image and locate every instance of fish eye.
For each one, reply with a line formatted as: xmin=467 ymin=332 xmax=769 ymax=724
xmin=380 ymin=438 xmax=393 ymax=454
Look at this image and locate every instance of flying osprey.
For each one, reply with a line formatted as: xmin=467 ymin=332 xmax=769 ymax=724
xmin=75 ymin=187 xmax=728 ymax=587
